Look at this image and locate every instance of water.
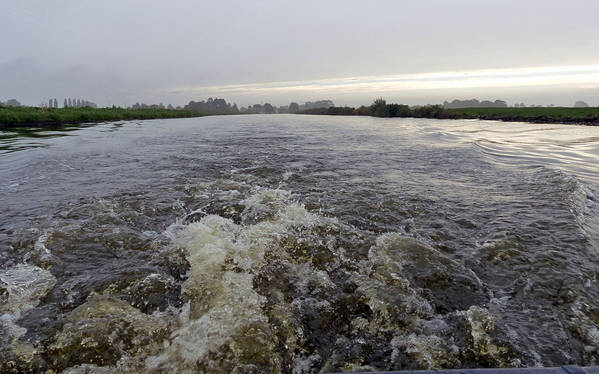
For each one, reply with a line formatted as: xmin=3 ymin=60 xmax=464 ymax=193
xmin=1 ymin=115 xmax=599 ymax=373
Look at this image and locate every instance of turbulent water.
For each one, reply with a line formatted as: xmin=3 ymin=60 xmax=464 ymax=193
xmin=1 ymin=115 xmax=599 ymax=373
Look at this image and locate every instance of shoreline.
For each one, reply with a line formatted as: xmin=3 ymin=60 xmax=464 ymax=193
xmin=0 ymin=107 xmax=217 ymax=130
xmin=3 ymin=107 xmax=599 ymax=129
xmin=299 ymin=112 xmax=599 ymax=126
xmin=298 ymin=106 xmax=599 ymax=127
xmin=447 ymin=108 xmax=599 ymax=126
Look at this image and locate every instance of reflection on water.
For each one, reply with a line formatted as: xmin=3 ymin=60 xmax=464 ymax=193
xmin=1 ymin=115 xmax=599 ymax=372
xmin=0 ymin=122 xmax=128 ymax=154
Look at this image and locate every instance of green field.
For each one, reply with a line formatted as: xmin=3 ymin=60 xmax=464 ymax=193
xmin=0 ymin=106 xmax=212 ymax=129
xmin=447 ymin=107 xmax=599 ymax=124
xmin=301 ymin=100 xmax=599 ymax=125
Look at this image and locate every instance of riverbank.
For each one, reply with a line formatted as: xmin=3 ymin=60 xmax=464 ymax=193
xmin=447 ymin=107 xmax=599 ymax=125
xmin=0 ymin=106 xmax=213 ymax=129
xmin=300 ymin=104 xmax=599 ymax=126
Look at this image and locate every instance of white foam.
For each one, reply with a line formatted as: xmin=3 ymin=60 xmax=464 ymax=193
xmin=0 ymin=263 xmax=56 ymax=340
xmin=146 ymin=189 xmax=323 ymax=371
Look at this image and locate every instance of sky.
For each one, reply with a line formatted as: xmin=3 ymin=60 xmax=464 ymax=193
xmin=1 ymin=0 xmax=599 ymax=107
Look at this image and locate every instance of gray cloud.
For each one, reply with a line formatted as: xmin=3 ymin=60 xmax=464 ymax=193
xmin=2 ymin=0 xmax=598 ymax=106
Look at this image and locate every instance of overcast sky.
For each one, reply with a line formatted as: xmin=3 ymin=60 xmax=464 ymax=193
xmin=2 ymin=0 xmax=599 ymax=107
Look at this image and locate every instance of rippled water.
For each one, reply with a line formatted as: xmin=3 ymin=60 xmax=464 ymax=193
xmin=1 ymin=115 xmax=599 ymax=373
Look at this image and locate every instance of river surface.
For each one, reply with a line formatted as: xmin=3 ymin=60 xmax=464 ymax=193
xmin=1 ymin=115 xmax=599 ymax=373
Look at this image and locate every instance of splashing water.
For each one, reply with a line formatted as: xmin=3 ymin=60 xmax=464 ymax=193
xmin=1 ymin=115 xmax=599 ymax=372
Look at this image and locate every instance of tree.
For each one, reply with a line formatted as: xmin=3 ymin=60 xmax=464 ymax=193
xmin=388 ymin=103 xmax=411 ymax=117
xmin=300 ymin=100 xmax=334 ymax=111
xmin=356 ymin=106 xmax=371 ymax=115
xmin=5 ymin=99 xmax=21 ymax=107
xmin=443 ymin=98 xmax=507 ymax=108
xmin=370 ymin=98 xmax=388 ymax=117
xmin=252 ymin=104 xmax=263 ymax=113
xmin=288 ymin=102 xmax=299 ymax=113
xmin=574 ymin=101 xmax=589 ymax=108
xmin=263 ymin=103 xmax=275 ymax=114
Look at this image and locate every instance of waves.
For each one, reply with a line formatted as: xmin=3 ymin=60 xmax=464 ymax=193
xmin=0 ymin=185 xmax=525 ymax=372
xmin=1 ymin=116 xmax=599 ymax=372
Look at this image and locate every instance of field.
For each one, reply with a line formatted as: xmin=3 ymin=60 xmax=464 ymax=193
xmin=447 ymin=107 xmax=599 ymax=124
xmin=0 ymin=106 xmax=212 ymax=129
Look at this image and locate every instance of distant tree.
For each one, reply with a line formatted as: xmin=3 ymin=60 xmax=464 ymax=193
xmin=413 ymin=105 xmax=448 ymax=118
xmin=63 ymin=99 xmax=67 ymax=108
xmin=370 ymin=98 xmax=389 ymax=117
xmin=356 ymin=105 xmax=371 ymax=116
xmin=387 ymin=103 xmax=411 ymax=117
xmin=183 ymin=97 xmax=238 ymax=113
xmin=53 ymin=98 xmax=58 ymax=108
xmin=252 ymin=104 xmax=263 ymax=113
xmin=443 ymin=98 xmax=507 ymax=108
xmin=574 ymin=101 xmax=589 ymax=108
xmin=288 ymin=102 xmax=300 ymax=113
xmin=5 ymin=99 xmax=21 ymax=107
xmin=299 ymin=100 xmax=334 ymax=111
xmin=263 ymin=103 xmax=275 ymax=114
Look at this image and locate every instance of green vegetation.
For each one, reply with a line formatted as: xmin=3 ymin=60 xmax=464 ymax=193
xmin=446 ymin=107 xmax=599 ymax=124
xmin=0 ymin=106 xmax=213 ymax=129
xmin=299 ymin=98 xmax=454 ymax=119
xmin=300 ymin=99 xmax=599 ymax=125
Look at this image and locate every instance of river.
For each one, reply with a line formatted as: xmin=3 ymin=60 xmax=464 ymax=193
xmin=1 ymin=115 xmax=599 ymax=372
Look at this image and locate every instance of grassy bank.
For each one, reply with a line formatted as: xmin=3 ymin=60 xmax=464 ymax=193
xmin=300 ymin=100 xmax=599 ymax=125
xmin=446 ymin=107 xmax=599 ymax=124
xmin=0 ymin=106 xmax=213 ymax=129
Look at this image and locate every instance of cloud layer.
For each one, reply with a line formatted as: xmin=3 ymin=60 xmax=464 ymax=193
xmin=2 ymin=0 xmax=598 ymax=106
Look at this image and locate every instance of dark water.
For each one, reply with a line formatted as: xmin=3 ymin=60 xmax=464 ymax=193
xmin=1 ymin=115 xmax=599 ymax=373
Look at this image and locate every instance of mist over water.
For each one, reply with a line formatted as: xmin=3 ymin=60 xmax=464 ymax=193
xmin=1 ymin=115 xmax=599 ymax=372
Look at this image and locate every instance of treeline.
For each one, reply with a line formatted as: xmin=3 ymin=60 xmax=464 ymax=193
xmin=443 ymin=99 xmax=507 ymax=109
xmin=184 ymin=98 xmax=238 ymax=113
xmin=61 ymin=98 xmax=97 ymax=108
xmin=181 ymin=98 xmax=334 ymax=114
xmin=240 ymin=100 xmax=334 ymax=114
xmin=2 ymin=96 xmax=337 ymax=115
xmin=0 ymin=99 xmax=22 ymax=107
xmin=131 ymin=102 xmax=179 ymax=110
xmin=298 ymin=98 xmax=599 ymax=125
xmin=300 ymin=98 xmax=455 ymax=119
